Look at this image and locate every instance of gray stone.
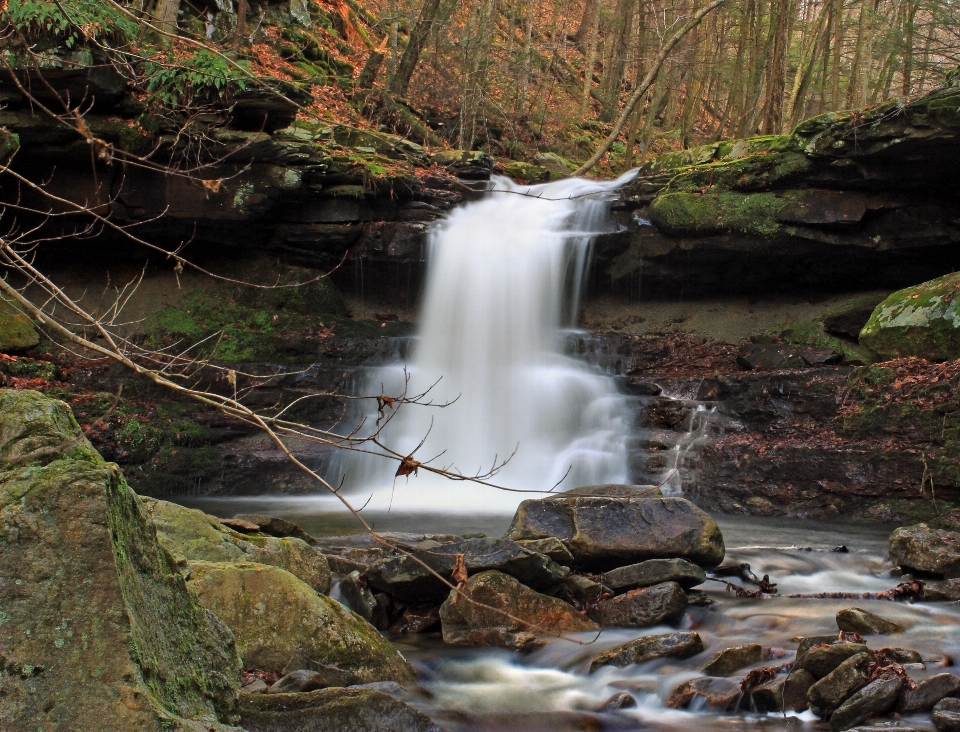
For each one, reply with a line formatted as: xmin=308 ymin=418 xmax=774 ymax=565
xmin=268 ymin=670 xmax=329 ymax=694
xmin=589 ymin=631 xmax=704 ymax=672
xmin=807 ymin=652 xmax=874 ymax=716
xmin=924 ymin=579 xmax=960 ymax=601
xmin=515 ymin=537 xmax=575 ymax=565
xmin=829 ymin=676 xmax=902 ymax=731
xmin=602 ymin=558 xmax=707 ymax=591
xmin=890 ymin=524 xmax=960 ymax=579
xmin=349 ymin=681 xmax=407 ymax=700
xmin=593 ymin=692 xmax=637 ymax=712
xmin=0 ymin=301 xmax=39 ymax=352
xmin=340 ymin=570 xmax=385 ymax=627
xmin=783 ymin=669 xmax=816 ymax=712
xmin=836 ymin=607 xmax=904 ymax=635
xmin=877 ymin=647 xmax=922 ymax=664
xmin=934 ymin=698 xmax=960 ymax=732
xmin=561 ymin=574 xmax=607 ymax=604
xmin=504 ymin=496 xmax=724 ymax=571
xmin=686 ymin=590 xmax=713 ymax=606
xmin=242 ymin=679 xmax=269 ymax=694
xmin=896 ymin=673 xmax=960 ymax=713
xmin=232 ymin=514 xmax=316 ymax=544
xmin=796 ymin=643 xmax=868 ymax=679
xmin=797 ymin=635 xmax=842 ymax=657
xmin=366 ymin=537 xmax=569 ymax=605
xmin=751 ymin=676 xmax=787 ymax=712
xmin=587 ymin=581 xmax=687 ymax=628
xmin=563 ymin=484 xmax=662 ymax=498
xmin=666 ymin=677 xmax=742 ymax=711
xmin=702 ymin=644 xmax=764 ymax=676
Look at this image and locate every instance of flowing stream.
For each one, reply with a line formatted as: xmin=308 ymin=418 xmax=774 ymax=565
xmin=331 ymin=173 xmax=638 ymax=513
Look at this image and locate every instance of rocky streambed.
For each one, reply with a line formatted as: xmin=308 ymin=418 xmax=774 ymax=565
xmin=5 ymin=389 xmax=960 ymax=732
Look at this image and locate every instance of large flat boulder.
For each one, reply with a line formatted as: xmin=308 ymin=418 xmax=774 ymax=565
xmin=144 ymin=497 xmax=330 ymax=593
xmin=0 ymin=389 xmax=241 ymax=731
xmin=504 ymin=495 xmax=724 ymax=571
xmin=366 ymin=537 xmax=568 ymax=605
xmin=589 ymin=631 xmax=704 ymax=671
xmin=187 ymin=561 xmax=415 ymax=684
xmin=439 ymin=570 xmax=597 ymax=650
xmin=586 ymin=581 xmax=687 ymax=628
xmin=890 ymin=524 xmax=960 ymax=578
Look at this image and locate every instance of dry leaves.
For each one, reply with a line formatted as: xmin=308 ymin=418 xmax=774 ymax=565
xmin=450 ymin=553 xmax=467 ymax=604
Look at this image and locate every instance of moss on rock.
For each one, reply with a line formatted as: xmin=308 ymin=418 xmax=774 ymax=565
xmin=0 ymin=300 xmax=39 ymax=353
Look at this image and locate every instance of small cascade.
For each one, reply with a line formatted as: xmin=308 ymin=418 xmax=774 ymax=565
xmin=332 ymin=172 xmax=638 ymax=513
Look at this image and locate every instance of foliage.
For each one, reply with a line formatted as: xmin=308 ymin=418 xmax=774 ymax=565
xmin=141 ymin=49 xmax=249 ymax=107
xmin=7 ymin=0 xmax=136 ymax=48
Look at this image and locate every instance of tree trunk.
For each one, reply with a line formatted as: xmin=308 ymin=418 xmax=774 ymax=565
xmin=761 ymin=0 xmax=791 ymax=133
xmin=572 ymin=0 xmax=601 ymax=51
xmin=598 ymin=0 xmax=636 ymax=122
xmin=389 ymin=0 xmax=443 ymax=97
xmin=153 ymin=0 xmax=180 ymax=47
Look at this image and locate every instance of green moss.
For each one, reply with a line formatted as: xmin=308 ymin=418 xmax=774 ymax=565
xmin=0 ymin=300 xmax=39 ymax=352
xmin=777 ymin=320 xmax=871 ymax=363
xmin=650 ymin=190 xmax=793 ymax=238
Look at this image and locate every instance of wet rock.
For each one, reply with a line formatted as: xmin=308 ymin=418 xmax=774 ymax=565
xmin=850 ymin=728 xmax=920 ymax=732
xmin=439 ymin=570 xmax=597 ymax=651
xmin=837 ymin=607 xmax=904 ymax=635
xmin=239 ymin=687 xmax=443 ymax=732
xmin=796 ymin=635 xmax=843 ymax=656
xmin=144 ymin=497 xmax=331 ymax=593
xmin=242 ymin=678 xmax=269 ymax=694
xmin=829 ymin=676 xmax=902 ymax=731
xmin=934 ymin=698 xmax=960 ymax=732
xmin=366 ymin=537 xmax=569 ymax=605
xmin=924 ymin=579 xmax=960 ymax=601
xmin=807 ymin=652 xmax=874 ymax=716
xmin=340 ymin=570 xmax=392 ymax=629
xmin=796 ymin=642 xmax=868 ymax=679
xmin=389 ymin=606 xmax=442 ymax=634
xmin=0 ymin=390 xmax=240 ymax=731
xmin=702 ymin=644 xmax=764 ymax=676
xmin=232 ymin=513 xmax=316 ymax=545
xmin=187 ymin=561 xmax=416 ymax=684
xmin=561 ymin=574 xmax=607 ymax=605
xmin=751 ymin=675 xmax=787 ymax=712
xmin=504 ymin=496 xmax=724 ymax=571
xmin=515 ymin=537 xmax=575 ymax=565
xmin=0 ymin=301 xmax=40 ymax=352
xmin=594 ymin=692 xmax=637 ymax=712
xmin=324 ymin=554 xmax=368 ymax=575
xmin=217 ymin=517 xmax=260 ymax=533
xmin=736 ymin=343 xmax=805 ymax=370
xmin=586 ymin=581 xmax=688 ymax=628
xmin=563 ymin=483 xmax=663 ymax=498
xmin=878 ymin=647 xmax=922 ymax=664
xmin=686 ymin=590 xmax=713 ymax=606
xmin=779 ymin=668 xmax=816 ymax=712
xmin=896 ymin=673 xmax=960 ymax=713
xmin=666 ymin=676 xmax=743 ymax=711
xmin=349 ymin=681 xmax=407 ymax=699
xmin=268 ymin=670 xmax=329 ymax=694
xmin=279 ymin=655 xmax=354 ymax=686
xmin=890 ymin=524 xmax=960 ymax=578
xmin=602 ymin=558 xmax=707 ymax=591
xmin=589 ymin=631 xmax=705 ymax=671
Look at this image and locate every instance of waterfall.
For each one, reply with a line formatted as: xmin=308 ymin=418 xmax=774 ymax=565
xmin=333 ymin=172 xmax=637 ymax=513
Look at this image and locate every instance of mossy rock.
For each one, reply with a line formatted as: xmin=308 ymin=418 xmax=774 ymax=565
xmin=0 ymin=388 xmax=99 ymax=467
xmin=532 ymin=152 xmax=576 ymax=179
xmin=143 ymin=497 xmax=330 ymax=594
xmin=649 ymin=190 xmax=793 ymax=238
xmin=186 ymin=561 xmax=416 ymax=683
xmin=0 ymin=389 xmax=242 ymax=731
xmin=503 ymin=160 xmax=550 ymax=183
xmin=0 ymin=300 xmax=39 ymax=353
xmin=859 ymin=272 xmax=960 ymax=360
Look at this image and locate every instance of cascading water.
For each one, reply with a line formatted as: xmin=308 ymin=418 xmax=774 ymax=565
xmin=333 ymin=172 xmax=638 ymax=513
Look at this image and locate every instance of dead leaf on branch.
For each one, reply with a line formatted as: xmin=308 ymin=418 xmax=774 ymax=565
xmin=377 ymin=394 xmax=395 ymax=422
xmin=395 ymin=454 xmax=420 ymax=478
xmin=450 ymin=553 xmax=468 ymax=604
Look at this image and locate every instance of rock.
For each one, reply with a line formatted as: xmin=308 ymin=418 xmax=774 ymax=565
xmin=603 ymin=558 xmax=707 ymax=591
xmin=593 ymin=692 xmax=637 ymax=712
xmin=860 ymin=272 xmax=960 ymax=361
xmin=702 ymin=644 xmax=764 ymax=676
xmin=666 ymin=677 xmax=743 ymax=711
xmin=829 ymin=676 xmax=902 ymax=731
xmin=934 ymin=698 xmax=960 ymax=732
xmin=187 ymin=561 xmax=416 ymax=684
xmin=877 ymin=647 xmax=922 ymax=664
xmin=736 ymin=343 xmax=805 ymax=370
xmin=686 ymin=590 xmax=713 ymax=606
xmin=890 ymin=524 xmax=960 ymax=578
xmin=796 ymin=642 xmax=869 ymax=679
xmin=268 ymin=670 xmax=329 ymax=694
xmin=896 ymin=673 xmax=960 ymax=713
xmin=349 ymin=681 xmax=407 ymax=700
xmin=563 ymin=483 xmax=662 ymax=498
xmin=438 ymin=570 xmax=597 ymax=651
xmin=366 ymin=537 xmax=568 ymax=605
xmin=589 ymin=631 xmax=704 ymax=672
xmin=504 ymin=495 xmax=724 ymax=571
xmin=751 ymin=675 xmax=787 ymax=712
xmin=586 ymin=581 xmax=687 ymax=628
xmin=325 ymin=554 xmax=369 ymax=575
xmin=924 ymin=579 xmax=960 ymax=601
xmin=431 ymin=149 xmax=494 ymax=180
xmin=144 ymin=497 xmax=331 ymax=593
xmin=807 ymin=652 xmax=874 ymax=716
xmin=796 ymin=635 xmax=843 ymax=657
xmin=515 ymin=537 xmax=575 ymax=565
xmin=822 ymin=300 xmax=886 ymax=339
xmin=532 ymin=152 xmax=576 ymax=178
xmin=0 ymin=301 xmax=39 ymax=352
xmin=783 ymin=669 xmax=817 ymax=712
xmin=242 ymin=679 xmax=269 ymax=694
xmin=340 ymin=570 xmax=388 ymax=628
xmin=218 ymin=517 xmax=260 ymax=532
xmin=0 ymin=390 xmax=240 ymax=731
xmin=232 ymin=513 xmax=317 ymax=544
xmin=239 ymin=687 xmax=443 ymax=732
xmin=389 ymin=606 xmax=442 ymax=634
xmin=560 ymin=574 xmax=607 ymax=605
xmin=836 ymin=607 xmax=904 ymax=635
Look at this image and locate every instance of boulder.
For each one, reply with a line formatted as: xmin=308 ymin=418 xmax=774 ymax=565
xmin=0 ymin=390 xmax=241 ymax=731
xmin=702 ymin=644 xmax=764 ymax=676
xmin=807 ymin=652 xmax=874 ymax=716
xmin=736 ymin=343 xmax=805 ymax=370
xmin=438 ymin=570 xmax=597 ymax=651
xmin=666 ymin=677 xmax=742 ymax=711
xmin=934 ymin=698 xmax=960 ymax=732
xmin=796 ymin=642 xmax=868 ymax=678
xmin=340 ymin=570 xmax=390 ymax=628
xmin=0 ymin=301 xmax=39 ymax=352
xmin=560 ymin=574 xmax=607 ymax=604
xmin=586 ymin=581 xmax=687 ymax=628
xmin=836 ymin=608 xmax=904 ymax=635
xmin=877 ymin=647 xmax=921 ymax=664
xmin=239 ymin=687 xmax=443 ymax=732
xmin=594 ymin=692 xmax=637 ymax=712
xmin=797 ymin=635 xmax=843 ymax=657
xmin=366 ymin=537 xmax=568 ymax=605
xmin=890 ymin=524 xmax=960 ymax=578
xmin=896 ymin=673 xmax=960 ymax=713
xmin=562 ymin=483 xmax=662 ymax=498
xmin=267 ymin=670 xmax=329 ymax=694
xmin=750 ymin=675 xmax=787 ymax=712
xmin=829 ymin=677 xmax=902 ymax=731
xmin=859 ymin=272 xmax=960 ymax=361
xmin=515 ymin=537 xmax=575 ymax=565
xmin=389 ymin=606 xmax=441 ymax=634
xmin=186 ymin=561 xmax=416 ymax=684
xmin=602 ymin=558 xmax=707 ymax=591
xmin=923 ymin=579 xmax=960 ymax=601
xmin=504 ymin=496 xmax=724 ymax=571
xmin=783 ymin=669 xmax=817 ymax=712
xmin=232 ymin=513 xmax=317 ymax=544
xmin=144 ymin=497 xmax=331 ymax=593
xmin=532 ymin=152 xmax=575 ymax=178
xmin=589 ymin=631 xmax=704 ymax=672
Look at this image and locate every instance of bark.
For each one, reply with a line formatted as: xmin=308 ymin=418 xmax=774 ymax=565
xmin=389 ymin=0 xmax=444 ymax=97
xmin=153 ymin=0 xmax=180 ymax=47
xmin=761 ymin=0 xmax=792 ymax=133
xmin=572 ymin=0 xmax=601 ymax=52
xmin=598 ymin=0 xmax=636 ymax=122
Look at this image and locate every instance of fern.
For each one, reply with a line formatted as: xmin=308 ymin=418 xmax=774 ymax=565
xmin=142 ymin=50 xmax=249 ymax=107
xmin=7 ymin=0 xmax=136 ymax=48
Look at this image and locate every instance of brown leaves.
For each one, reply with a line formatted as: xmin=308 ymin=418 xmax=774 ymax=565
xmin=740 ymin=664 xmax=791 ymax=693
xmin=838 ymin=630 xmax=865 ymax=644
xmin=395 ymin=454 xmax=421 ymax=478
xmin=376 ymin=394 xmax=395 ymax=422
xmin=450 ymin=553 xmax=468 ymax=604
xmin=785 ymin=581 xmax=924 ymax=601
